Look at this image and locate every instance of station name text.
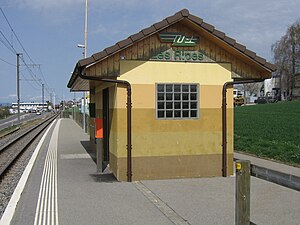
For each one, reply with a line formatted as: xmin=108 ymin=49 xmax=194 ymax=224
xmin=151 ymin=50 xmax=204 ymax=62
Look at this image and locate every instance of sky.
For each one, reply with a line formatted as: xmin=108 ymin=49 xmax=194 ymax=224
xmin=0 ymin=0 xmax=299 ymax=104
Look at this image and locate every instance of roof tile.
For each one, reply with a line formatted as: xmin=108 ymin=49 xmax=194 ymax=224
xmin=78 ymin=57 xmax=94 ymax=67
xmin=70 ymin=8 xmax=276 ymax=89
xmin=105 ymin=44 xmax=120 ymax=55
xmin=117 ymin=38 xmax=133 ymax=48
xmin=234 ymin=43 xmax=246 ymax=52
xmin=224 ymin=36 xmax=236 ymax=46
xmin=153 ymin=19 xmax=169 ymax=30
xmin=180 ymin=9 xmax=189 ymax=17
xmin=255 ymin=55 xmax=267 ymax=65
xmin=92 ymin=51 xmax=107 ymax=61
xmin=244 ymin=49 xmax=256 ymax=59
xmin=129 ymin=32 xmax=144 ymax=42
xmin=201 ymin=22 xmax=214 ymax=32
xmin=187 ymin=14 xmax=203 ymax=25
xmin=213 ymin=29 xmax=225 ymax=39
xmin=141 ymin=25 xmax=156 ymax=36
xmin=265 ymin=62 xmax=276 ymax=71
xmin=166 ymin=13 xmax=182 ymax=24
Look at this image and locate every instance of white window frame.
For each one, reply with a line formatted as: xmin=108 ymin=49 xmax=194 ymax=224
xmin=156 ymin=83 xmax=200 ymax=120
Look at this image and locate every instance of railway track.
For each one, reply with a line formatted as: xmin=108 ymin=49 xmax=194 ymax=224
xmin=0 ymin=114 xmax=58 ymax=178
xmin=0 ymin=114 xmax=58 ymax=218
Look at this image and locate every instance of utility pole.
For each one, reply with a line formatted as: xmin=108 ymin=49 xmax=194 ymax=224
xmin=42 ymin=83 xmax=44 ymax=111
xmin=53 ymin=91 xmax=56 ymax=112
xmin=82 ymin=0 xmax=88 ymax=133
xmin=63 ymin=93 xmax=65 ymax=111
xmin=50 ymin=92 xmax=53 ymax=108
xmin=16 ymin=53 xmax=22 ymax=125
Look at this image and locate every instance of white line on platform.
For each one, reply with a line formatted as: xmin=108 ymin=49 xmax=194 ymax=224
xmin=60 ymin=153 xmax=91 ymax=159
xmin=0 ymin=119 xmax=57 ymax=225
xmin=34 ymin=119 xmax=60 ymax=225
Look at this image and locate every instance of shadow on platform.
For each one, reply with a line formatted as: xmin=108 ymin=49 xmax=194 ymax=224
xmin=80 ymin=140 xmax=96 ymax=164
xmin=89 ymin=173 xmax=118 ymax=183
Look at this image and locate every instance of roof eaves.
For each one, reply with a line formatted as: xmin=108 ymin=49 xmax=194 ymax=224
xmin=254 ymin=55 xmax=267 ymax=65
xmin=75 ymin=9 xmax=276 ymax=75
xmin=67 ymin=62 xmax=80 ymax=88
xmin=186 ymin=13 xmax=275 ymax=72
xmin=78 ymin=56 xmax=94 ymax=67
xmin=264 ymin=62 xmax=276 ymax=71
xmin=77 ymin=9 xmax=188 ymax=70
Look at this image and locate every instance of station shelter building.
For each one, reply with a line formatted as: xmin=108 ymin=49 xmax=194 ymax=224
xmin=67 ymin=9 xmax=275 ymax=181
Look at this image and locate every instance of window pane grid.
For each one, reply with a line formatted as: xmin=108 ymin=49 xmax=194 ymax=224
xmin=156 ymin=84 xmax=199 ymax=119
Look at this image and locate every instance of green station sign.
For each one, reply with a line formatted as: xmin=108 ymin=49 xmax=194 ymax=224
xmin=159 ymin=33 xmax=199 ymax=47
xmin=151 ymin=49 xmax=205 ymax=62
xmin=152 ymin=32 xmax=207 ymax=62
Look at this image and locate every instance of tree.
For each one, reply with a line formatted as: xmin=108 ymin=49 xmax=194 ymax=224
xmin=0 ymin=106 xmax=10 ymax=119
xmin=272 ymin=19 xmax=300 ymax=99
xmin=243 ymin=82 xmax=262 ymax=96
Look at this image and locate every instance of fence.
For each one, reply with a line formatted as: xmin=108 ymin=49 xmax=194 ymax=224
xmin=61 ymin=107 xmax=91 ymax=135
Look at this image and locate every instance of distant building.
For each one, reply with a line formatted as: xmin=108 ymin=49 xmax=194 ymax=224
xmin=262 ymin=76 xmax=281 ymax=100
xmin=292 ymin=73 xmax=300 ymax=100
xmin=11 ymin=102 xmax=48 ymax=113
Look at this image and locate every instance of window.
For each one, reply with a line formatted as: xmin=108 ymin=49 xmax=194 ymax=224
xmin=156 ymin=83 xmax=199 ymax=119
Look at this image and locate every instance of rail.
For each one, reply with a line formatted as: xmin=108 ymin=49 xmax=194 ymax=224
xmin=0 ymin=114 xmax=58 ymax=177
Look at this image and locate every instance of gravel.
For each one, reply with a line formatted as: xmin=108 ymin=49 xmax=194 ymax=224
xmin=0 ymin=115 xmax=55 ymax=219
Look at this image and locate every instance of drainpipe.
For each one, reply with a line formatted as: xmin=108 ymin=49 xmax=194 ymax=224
xmin=222 ymin=79 xmax=264 ymax=177
xmin=78 ymin=73 xmax=132 ymax=182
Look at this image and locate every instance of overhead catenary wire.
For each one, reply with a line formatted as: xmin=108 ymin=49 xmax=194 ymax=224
xmin=0 ymin=30 xmax=17 ymax=54
xmin=0 ymin=7 xmax=35 ymax=64
xmin=38 ymin=66 xmax=51 ymax=94
xmin=0 ymin=57 xmax=15 ymax=67
xmin=0 ymin=7 xmax=52 ymax=97
xmin=20 ymin=72 xmax=40 ymax=91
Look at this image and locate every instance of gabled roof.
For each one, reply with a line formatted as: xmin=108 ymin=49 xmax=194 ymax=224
xmin=68 ymin=9 xmax=275 ymax=89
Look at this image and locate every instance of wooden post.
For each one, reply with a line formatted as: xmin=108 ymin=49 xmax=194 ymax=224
xmin=235 ymin=160 xmax=251 ymax=225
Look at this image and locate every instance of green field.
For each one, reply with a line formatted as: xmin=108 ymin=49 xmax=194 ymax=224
xmin=234 ymin=101 xmax=300 ymax=166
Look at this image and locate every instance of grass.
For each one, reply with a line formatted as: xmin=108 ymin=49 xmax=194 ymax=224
xmin=0 ymin=125 xmax=19 ymax=138
xmin=0 ymin=116 xmax=45 ymax=138
xmin=234 ymin=101 xmax=300 ymax=166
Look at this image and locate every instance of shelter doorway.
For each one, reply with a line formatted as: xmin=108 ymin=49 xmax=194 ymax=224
xmin=103 ymin=88 xmax=110 ymax=163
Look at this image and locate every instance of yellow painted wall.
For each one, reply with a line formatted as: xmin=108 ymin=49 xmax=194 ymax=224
xmin=120 ymin=60 xmax=232 ymax=85
xmin=105 ymin=60 xmax=234 ymax=179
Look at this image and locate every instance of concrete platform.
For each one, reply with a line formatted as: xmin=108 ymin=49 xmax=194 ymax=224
xmin=2 ymin=118 xmax=299 ymax=225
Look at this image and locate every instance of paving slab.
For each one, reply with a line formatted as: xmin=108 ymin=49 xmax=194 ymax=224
xmin=7 ymin=119 xmax=300 ymax=225
xmin=57 ymin=119 xmax=173 ymax=225
xmin=142 ymin=176 xmax=300 ymax=225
